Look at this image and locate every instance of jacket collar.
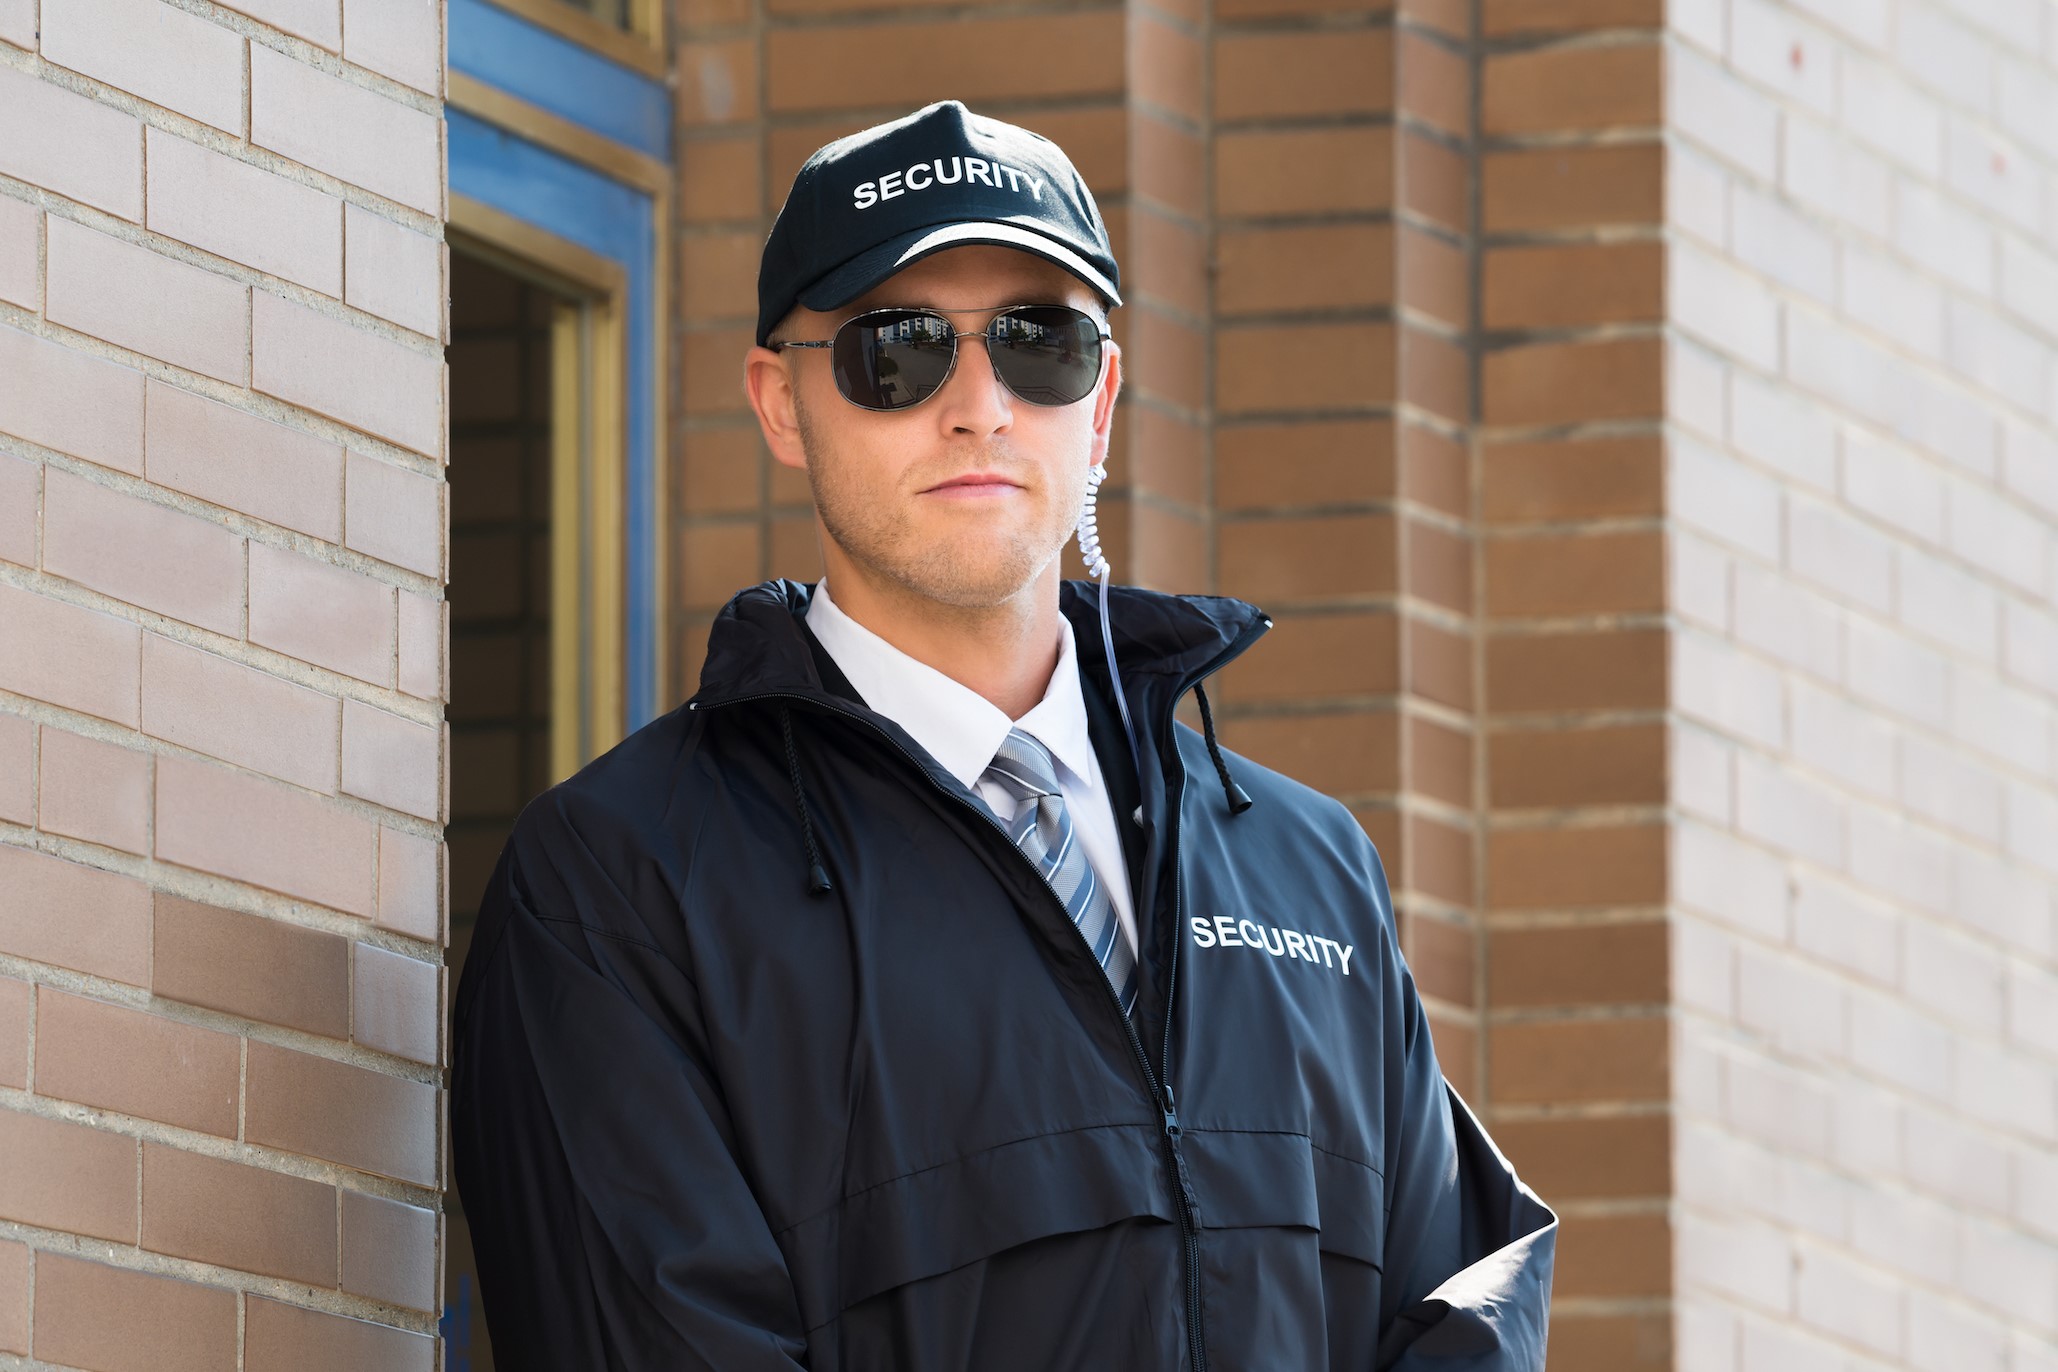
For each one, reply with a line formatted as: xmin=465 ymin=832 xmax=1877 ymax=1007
xmin=690 ymin=579 xmax=1271 ymax=721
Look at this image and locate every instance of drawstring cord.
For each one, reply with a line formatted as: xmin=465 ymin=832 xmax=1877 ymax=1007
xmin=780 ymin=707 xmax=834 ymax=896
xmin=1192 ymin=683 xmax=1253 ymax=815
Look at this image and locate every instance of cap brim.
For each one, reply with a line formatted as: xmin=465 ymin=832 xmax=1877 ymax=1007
xmin=798 ymin=220 xmax=1123 ymax=315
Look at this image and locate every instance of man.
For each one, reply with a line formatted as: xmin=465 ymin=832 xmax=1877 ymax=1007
xmin=451 ymin=100 xmax=1555 ymax=1371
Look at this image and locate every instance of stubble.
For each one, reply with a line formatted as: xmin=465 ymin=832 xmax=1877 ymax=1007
xmin=795 ymin=391 xmax=1088 ymax=610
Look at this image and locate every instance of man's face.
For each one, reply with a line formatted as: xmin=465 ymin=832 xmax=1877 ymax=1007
xmin=749 ymin=245 xmax=1121 ymax=611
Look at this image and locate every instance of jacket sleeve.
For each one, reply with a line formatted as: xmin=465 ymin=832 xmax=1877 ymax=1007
xmin=1371 ymin=858 xmax=1558 ymax=1371
xmin=449 ymin=802 xmax=811 ymax=1372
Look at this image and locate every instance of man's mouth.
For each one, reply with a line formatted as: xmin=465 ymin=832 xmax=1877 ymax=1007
xmin=921 ymin=472 xmax=1024 ymax=496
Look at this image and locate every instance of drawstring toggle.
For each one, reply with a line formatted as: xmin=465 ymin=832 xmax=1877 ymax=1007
xmin=1193 ymin=683 xmax=1254 ymax=816
xmin=780 ymin=707 xmax=835 ymax=896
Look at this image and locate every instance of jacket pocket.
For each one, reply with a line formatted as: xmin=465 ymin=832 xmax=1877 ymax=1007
xmin=776 ymin=1122 xmax=1176 ymax=1334
xmin=1180 ymin=1127 xmax=1386 ymax=1269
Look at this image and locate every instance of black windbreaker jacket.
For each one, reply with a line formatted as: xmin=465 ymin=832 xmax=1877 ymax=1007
xmin=450 ymin=579 xmax=1557 ymax=1372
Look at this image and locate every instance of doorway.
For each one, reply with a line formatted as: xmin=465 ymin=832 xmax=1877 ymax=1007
xmin=440 ymin=236 xmax=627 ymax=1369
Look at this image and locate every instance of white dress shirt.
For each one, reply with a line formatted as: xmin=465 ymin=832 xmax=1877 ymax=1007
xmin=804 ymin=579 xmax=1138 ymax=962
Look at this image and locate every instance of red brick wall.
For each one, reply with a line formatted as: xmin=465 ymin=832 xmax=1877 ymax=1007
xmin=0 ymin=0 xmax=448 ymax=1359
xmin=1476 ymin=2 xmax=1673 ymax=1364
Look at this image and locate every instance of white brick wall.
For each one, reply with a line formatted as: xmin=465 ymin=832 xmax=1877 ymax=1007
xmin=1666 ymin=0 xmax=2058 ymax=1359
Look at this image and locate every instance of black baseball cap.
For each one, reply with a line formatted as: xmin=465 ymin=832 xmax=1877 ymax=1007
xmin=755 ymin=100 xmax=1122 ymax=347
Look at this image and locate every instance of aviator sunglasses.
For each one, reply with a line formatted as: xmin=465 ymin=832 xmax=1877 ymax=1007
xmin=771 ymin=304 xmax=1112 ymax=412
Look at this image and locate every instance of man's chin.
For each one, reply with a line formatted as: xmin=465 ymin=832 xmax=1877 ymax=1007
xmin=887 ymin=542 xmax=1064 ymax=611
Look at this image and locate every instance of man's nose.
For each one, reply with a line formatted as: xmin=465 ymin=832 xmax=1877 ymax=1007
xmin=935 ymin=332 xmax=1013 ymax=435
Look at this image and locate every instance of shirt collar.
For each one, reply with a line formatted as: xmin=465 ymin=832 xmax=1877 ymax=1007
xmin=804 ymin=579 xmax=1098 ymax=790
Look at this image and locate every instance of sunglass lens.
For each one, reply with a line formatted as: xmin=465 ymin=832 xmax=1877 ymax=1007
xmin=832 ymin=310 xmax=955 ymax=410
xmin=989 ymin=307 xmax=1104 ymax=406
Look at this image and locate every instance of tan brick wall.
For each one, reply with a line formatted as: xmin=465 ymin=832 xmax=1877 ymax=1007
xmin=1662 ymin=0 xmax=2058 ymax=1362
xmin=1476 ymin=1 xmax=1673 ymax=1364
xmin=1199 ymin=0 xmax=1495 ymax=1154
xmin=0 ymin=0 xmax=448 ymax=1359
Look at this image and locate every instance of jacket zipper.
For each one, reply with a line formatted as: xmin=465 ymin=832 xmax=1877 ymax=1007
xmin=1133 ymin=622 xmax=1266 ymax=1372
xmin=697 ymin=620 xmax=1264 ymax=1372
xmin=1154 ymin=763 xmax=1207 ymax=1372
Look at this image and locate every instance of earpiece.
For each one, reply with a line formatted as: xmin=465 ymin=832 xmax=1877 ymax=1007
xmin=1076 ymin=462 xmax=1110 ymax=580
xmin=1076 ymin=460 xmax=1140 ymax=777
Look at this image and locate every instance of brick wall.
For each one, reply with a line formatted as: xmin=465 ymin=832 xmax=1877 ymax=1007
xmin=1476 ymin=0 xmax=1674 ymax=1362
xmin=9 ymin=0 xmax=2037 ymax=1360
xmin=1662 ymin=0 xmax=2058 ymax=1361
xmin=0 ymin=0 xmax=448 ymax=1359
xmin=1196 ymin=0 xmax=1504 ymax=1245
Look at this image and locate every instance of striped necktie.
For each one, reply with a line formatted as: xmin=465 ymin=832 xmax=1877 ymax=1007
xmin=982 ymin=728 xmax=1138 ymax=1015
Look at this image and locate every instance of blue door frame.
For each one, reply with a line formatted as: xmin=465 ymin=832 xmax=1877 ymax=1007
xmin=445 ymin=0 xmax=671 ymax=733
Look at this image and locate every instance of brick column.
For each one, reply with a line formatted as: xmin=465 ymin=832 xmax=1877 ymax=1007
xmin=0 ymin=0 xmax=448 ymax=1361
xmin=1475 ymin=0 xmax=1671 ymax=1364
xmin=1204 ymin=0 xmax=1491 ymax=1103
xmin=672 ymin=0 xmax=766 ymax=697
xmin=1394 ymin=0 xmax=1484 ymax=1102
xmin=1110 ymin=0 xmax=1210 ymax=592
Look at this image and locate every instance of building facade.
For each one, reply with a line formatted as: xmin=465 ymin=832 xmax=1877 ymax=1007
xmin=1 ymin=0 xmax=2055 ymax=1364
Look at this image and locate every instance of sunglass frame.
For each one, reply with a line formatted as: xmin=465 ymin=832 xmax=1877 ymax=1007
xmin=771 ymin=303 xmax=1112 ymax=412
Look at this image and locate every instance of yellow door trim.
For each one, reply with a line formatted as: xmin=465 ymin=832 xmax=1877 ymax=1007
xmin=450 ymin=194 xmax=631 ymax=779
xmin=470 ymin=0 xmax=668 ymax=80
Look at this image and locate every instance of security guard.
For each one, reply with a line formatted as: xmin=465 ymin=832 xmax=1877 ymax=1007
xmin=451 ymin=100 xmax=1556 ymax=1371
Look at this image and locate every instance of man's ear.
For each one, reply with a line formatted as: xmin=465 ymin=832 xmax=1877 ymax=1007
xmin=1088 ymin=340 xmax=1122 ymax=466
xmin=745 ymin=345 xmax=808 ymax=472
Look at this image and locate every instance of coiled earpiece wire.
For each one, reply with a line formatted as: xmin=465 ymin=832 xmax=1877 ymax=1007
xmin=1076 ymin=462 xmax=1143 ymax=778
